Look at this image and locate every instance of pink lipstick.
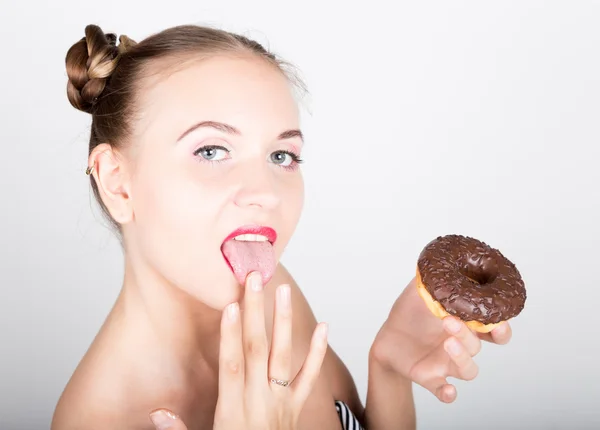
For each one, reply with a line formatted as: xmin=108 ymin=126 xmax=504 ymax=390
xmin=222 ymin=225 xmax=277 ymax=244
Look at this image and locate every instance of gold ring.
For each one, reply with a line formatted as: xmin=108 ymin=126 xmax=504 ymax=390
xmin=269 ymin=378 xmax=290 ymax=387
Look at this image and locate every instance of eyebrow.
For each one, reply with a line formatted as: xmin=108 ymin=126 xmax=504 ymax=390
xmin=176 ymin=120 xmax=303 ymax=143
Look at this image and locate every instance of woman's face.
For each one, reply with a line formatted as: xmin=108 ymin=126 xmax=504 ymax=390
xmin=123 ymin=55 xmax=304 ymax=310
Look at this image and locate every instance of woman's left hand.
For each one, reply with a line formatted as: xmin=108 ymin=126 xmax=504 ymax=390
xmin=371 ymin=277 xmax=513 ymax=403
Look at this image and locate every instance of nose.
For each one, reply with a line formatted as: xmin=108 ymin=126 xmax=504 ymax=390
xmin=233 ymin=164 xmax=280 ymax=210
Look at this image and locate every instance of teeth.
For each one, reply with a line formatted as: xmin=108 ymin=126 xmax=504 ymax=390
xmin=233 ymin=234 xmax=269 ymax=242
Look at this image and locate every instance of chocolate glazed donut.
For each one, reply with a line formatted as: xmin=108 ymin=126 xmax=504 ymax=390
xmin=416 ymin=235 xmax=526 ymax=333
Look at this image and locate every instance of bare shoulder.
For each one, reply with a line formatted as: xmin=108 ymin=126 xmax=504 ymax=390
xmin=52 ymin=363 xmax=163 ymax=430
xmin=52 ymin=404 xmax=133 ymax=430
xmin=51 ymin=357 xmax=141 ymax=430
xmin=51 ymin=347 xmax=99 ymax=429
xmin=272 ymin=264 xmax=365 ymax=424
xmin=50 ymin=329 xmax=160 ymax=430
xmin=51 ymin=379 xmax=125 ymax=430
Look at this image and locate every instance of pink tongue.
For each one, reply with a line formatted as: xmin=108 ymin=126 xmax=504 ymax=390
xmin=222 ymin=240 xmax=276 ymax=286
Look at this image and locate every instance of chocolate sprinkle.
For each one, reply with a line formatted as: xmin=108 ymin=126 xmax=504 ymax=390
xmin=417 ymin=235 xmax=526 ymax=324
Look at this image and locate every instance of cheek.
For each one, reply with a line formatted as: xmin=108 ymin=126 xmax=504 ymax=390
xmin=128 ymin=161 xmax=238 ymax=303
xmin=293 ymin=176 xmax=305 ymax=214
xmin=129 ymin=156 xmax=228 ymax=261
xmin=131 ymin=151 xmax=224 ymax=227
xmin=279 ymin=175 xmax=304 ymax=235
xmin=133 ymin=174 xmax=226 ymax=236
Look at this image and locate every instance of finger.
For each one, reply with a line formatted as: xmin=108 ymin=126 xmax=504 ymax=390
xmin=444 ymin=336 xmax=479 ymax=381
xmin=242 ymin=271 xmax=269 ymax=386
xmin=478 ymin=321 xmax=512 ymax=345
xmin=268 ymin=284 xmax=293 ymax=390
xmin=149 ymin=409 xmax=188 ymax=430
xmin=442 ymin=316 xmax=481 ymax=356
xmin=291 ymin=322 xmax=328 ymax=406
xmin=419 ymin=375 xmax=457 ymax=403
xmin=217 ymin=302 xmax=244 ymax=406
xmin=436 ymin=382 xmax=457 ymax=403
xmin=409 ymin=347 xmax=458 ymax=403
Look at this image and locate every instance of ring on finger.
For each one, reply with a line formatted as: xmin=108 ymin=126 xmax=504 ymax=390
xmin=269 ymin=377 xmax=290 ymax=387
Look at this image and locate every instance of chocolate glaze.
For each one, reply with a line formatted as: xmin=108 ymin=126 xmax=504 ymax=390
xmin=417 ymin=235 xmax=526 ymax=324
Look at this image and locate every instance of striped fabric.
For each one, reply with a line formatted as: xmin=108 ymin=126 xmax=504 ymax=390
xmin=335 ymin=400 xmax=364 ymax=430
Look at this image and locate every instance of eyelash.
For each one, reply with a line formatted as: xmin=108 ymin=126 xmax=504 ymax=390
xmin=274 ymin=150 xmax=304 ymax=171
xmin=193 ymin=145 xmax=304 ymax=171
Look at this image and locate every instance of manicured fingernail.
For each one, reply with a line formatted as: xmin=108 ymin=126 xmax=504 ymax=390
xmin=446 ymin=338 xmax=462 ymax=356
xmin=227 ymin=302 xmax=239 ymax=322
xmin=319 ymin=322 xmax=329 ymax=340
xmin=444 ymin=317 xmax=461 ymax=334
xmin=278 ymin=285 xmax=291 ymax=309
xmin=248 ymin=272 xmax=263 ymax=291
xmin=149 ymin=409 xmax=178 ymax=430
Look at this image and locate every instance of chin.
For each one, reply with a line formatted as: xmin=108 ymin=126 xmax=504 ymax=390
xmin=184 ymin=270 xmax=243 ymax=311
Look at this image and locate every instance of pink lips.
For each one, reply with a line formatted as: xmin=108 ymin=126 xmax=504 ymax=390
xmin=222 ymin=225 xmax=277 ymax=244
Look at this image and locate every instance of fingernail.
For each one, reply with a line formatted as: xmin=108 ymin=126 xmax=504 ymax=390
xmin=149 ymin=409 xmax=178 ymax=430
xmin=248 ymin=272 xmax=263 ymax=291
xmin=227 ymin=302 xmax=239 ymax=322
xmin=278 ymin=285 xmax=291 ymax=309
xmin=444 ymin=317 xmax=461 ymax=334
xmin=446 ymin=338 xmax=462 ymax=356
xmin=319 ymin=322 xmax=329 ymax=340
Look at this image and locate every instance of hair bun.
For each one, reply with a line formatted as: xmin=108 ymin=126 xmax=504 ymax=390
xmin=65 ymin=25 xmax=130 ymax=114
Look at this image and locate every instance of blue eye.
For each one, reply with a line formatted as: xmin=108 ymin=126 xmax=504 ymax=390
xmin=270 ymin=151 xmax=303 ymax=167
xmin=194 ymin=145 xmax=230 ymax=161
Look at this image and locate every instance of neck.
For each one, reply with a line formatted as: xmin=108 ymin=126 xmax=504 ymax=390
xmin=113 ymin=254 xmax=223 ymax=373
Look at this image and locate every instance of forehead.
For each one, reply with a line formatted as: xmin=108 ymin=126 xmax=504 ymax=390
xmin=135 ymin=55 xmax=300 ymax=139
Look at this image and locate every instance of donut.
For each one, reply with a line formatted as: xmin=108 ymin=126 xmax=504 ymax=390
xmin=416 ymin=234 xmax=526 ymax=333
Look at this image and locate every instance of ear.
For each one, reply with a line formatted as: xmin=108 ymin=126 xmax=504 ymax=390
xmin=88 ymin=143 xmax=134 ymax=225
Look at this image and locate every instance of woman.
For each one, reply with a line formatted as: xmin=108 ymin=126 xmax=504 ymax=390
xmin=52 ymin=24 xmax=513 ymax=430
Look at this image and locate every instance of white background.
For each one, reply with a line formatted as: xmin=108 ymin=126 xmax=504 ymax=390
xmin=1 ymin=1 xmax=599 ymax=429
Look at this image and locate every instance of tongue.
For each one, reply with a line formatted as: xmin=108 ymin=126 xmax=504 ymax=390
xmin=221 ymin=240 xmax=276 ymax=286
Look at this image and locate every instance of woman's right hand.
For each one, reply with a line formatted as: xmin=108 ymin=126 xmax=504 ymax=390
xmin=149 ymin=271 xmax=329 ymax=430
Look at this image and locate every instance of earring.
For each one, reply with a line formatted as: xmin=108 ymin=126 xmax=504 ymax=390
xmin=85 ymin=164 xmax=94 ymax=176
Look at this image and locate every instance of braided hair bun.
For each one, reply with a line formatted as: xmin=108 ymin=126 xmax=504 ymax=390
xmin=65 ymin=25 xmax=136 ymax=113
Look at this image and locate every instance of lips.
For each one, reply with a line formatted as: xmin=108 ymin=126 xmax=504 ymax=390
xmin=221 ymin=225 xmax=278 ymax=286
xmin=222 ymin=225 xmax=277 ymax=245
